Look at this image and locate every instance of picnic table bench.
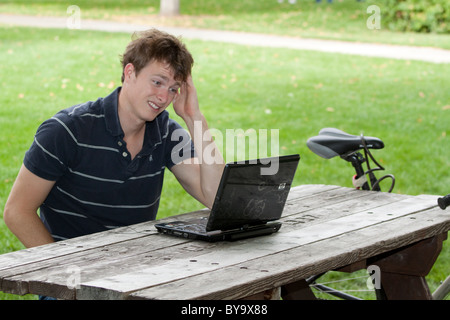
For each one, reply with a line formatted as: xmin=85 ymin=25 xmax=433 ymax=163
xmin=0 ymin=184 xmax=448 ymax=300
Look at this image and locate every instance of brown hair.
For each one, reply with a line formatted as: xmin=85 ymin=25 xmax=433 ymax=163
xmin=120 ymin=29 xmax=194 ymax=83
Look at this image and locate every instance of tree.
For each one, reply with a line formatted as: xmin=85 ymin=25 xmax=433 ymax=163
xmin=160 ymin=0 xmax=180 ymax=16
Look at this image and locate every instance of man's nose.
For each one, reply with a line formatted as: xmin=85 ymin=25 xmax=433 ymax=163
xmin=156 ymin=87 xmax=169 ymax=104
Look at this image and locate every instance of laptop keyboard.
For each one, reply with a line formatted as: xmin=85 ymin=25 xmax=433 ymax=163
xmin=173 ymin=218 xmax=208 ymax=234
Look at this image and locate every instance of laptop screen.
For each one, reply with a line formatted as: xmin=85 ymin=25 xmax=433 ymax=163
xmin=206 ymin=154 xmax=300 ymax=231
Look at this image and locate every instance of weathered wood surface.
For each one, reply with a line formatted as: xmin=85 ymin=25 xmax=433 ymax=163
xmin=0 ymin=184 xmax=448 ymax=300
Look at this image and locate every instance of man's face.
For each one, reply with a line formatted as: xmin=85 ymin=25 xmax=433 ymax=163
xmin=122 ymin=60 xmax=181 ymax=122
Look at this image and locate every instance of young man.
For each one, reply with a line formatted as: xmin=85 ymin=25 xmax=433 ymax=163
xmin=4 ymin=29 xmax=224 ymax=248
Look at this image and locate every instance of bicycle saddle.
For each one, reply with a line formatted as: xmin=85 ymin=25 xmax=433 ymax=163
xmin=307 ymin=128 xmax=384 ymax=159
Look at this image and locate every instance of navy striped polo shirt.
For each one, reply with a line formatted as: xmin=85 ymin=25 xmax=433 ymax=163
xmin=24 ymin=87 xmax=195 ymax=241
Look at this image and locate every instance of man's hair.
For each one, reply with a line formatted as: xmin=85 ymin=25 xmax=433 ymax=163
xmin=120 ymin=29 xmax=194 ymax=83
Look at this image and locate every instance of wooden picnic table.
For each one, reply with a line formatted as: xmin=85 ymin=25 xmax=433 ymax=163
xmin=0 ymin=184 xmax=448 ymax=300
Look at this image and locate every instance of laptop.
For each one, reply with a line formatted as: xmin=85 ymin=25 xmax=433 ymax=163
xmin=155 ymin=154 xmax=300 ymax=242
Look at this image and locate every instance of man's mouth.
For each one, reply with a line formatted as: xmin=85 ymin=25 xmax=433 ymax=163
xmin=148 ymin=101 xmax=161 ymax=111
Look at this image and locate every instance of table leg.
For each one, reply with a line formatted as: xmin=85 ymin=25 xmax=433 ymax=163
xmin=280 ymin=279 xmax=316 ymax=300
xmin=369 ymin=233 xmax=447 ymax=300
xmin=241 ymin=287 xmax=281 ymax=300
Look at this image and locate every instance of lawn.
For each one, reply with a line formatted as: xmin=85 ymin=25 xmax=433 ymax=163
xmin=0 ymin=1 xmax=449 ymax=300
xmin=1 ymin=0 xmax=450 ymax=48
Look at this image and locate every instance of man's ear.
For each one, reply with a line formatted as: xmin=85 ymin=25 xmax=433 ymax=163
xmin=123 ymin=63 xmax=135 ymax=83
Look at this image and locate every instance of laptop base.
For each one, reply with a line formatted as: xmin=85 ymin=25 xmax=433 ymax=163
xmin=155 ymin=220 xmax=282 ymax=242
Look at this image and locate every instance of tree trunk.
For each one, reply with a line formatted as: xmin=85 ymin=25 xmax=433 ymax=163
xmin=160 ymin=0 xmax=180 ymax=16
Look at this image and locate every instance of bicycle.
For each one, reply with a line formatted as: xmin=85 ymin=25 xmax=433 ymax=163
xmin=305 ymin=127 xmax=449 ymax=300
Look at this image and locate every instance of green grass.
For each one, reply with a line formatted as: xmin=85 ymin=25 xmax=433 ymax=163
xmin=0 ymin=19 xmax=449 ymax=299
xmin=1 ymin=0 xmax=450 ymax=48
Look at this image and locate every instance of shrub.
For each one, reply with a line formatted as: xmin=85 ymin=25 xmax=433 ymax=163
xmin=383 ymin=0 xmax=450 ymax=33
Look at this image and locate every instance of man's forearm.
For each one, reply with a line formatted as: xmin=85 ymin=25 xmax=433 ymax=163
xmin=184 ymin=112 xmax=225 ymax=208
xmin=172 ymin=76 xmax=225 ymax=208
xmin=4 ymin=164 xmax=56 ymax=248
xmin=4 ymin=207 xmax=54 ymax=248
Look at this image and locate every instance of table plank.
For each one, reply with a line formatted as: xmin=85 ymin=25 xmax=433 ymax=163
xmin=0 ymin=235 xmax=187 ymax=298
xmin=0 ymin=209 xmax=213 ymax=297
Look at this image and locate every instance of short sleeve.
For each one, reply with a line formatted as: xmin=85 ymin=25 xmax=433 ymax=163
xmin=164 ymin=119 xmax=196 ymax=169
xmin=24 ymin=114 xmax=76 ymax=181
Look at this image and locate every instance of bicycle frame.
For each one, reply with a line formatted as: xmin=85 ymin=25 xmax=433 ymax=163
xmin=342 ymin=142 xmax=395 ymax=192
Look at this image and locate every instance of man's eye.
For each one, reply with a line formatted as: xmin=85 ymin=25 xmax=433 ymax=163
xmin=153 ymin=80 xmax=161 ymax=86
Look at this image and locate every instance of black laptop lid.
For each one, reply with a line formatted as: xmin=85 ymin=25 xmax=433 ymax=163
xmin=206 ymin=154 xmax=300 ymax=231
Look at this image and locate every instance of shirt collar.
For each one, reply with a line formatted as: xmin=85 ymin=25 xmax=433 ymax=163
xmin=103 ymin=87 xmax=165 ymax=150
xmin=104 ymin=87 xmax=123 ymax=137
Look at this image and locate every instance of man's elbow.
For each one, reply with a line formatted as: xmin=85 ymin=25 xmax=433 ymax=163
xmin=3 ymin=200 xmax=27 ymax=232
xmin=3 ymin=201 xmax=17 ymax=231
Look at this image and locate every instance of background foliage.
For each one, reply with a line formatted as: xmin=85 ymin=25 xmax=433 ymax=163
xmin=383 ymin=0 xmax=450 ymax=33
